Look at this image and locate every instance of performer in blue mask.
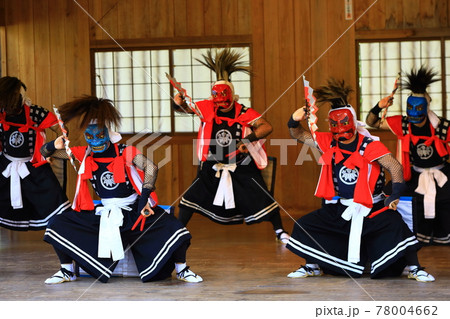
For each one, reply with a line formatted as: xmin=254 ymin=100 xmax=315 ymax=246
xmin=84 ymin=124 xmax=110 ymax=153
xmin=41 ymin=96 xmax=203 ymax=284
xmin=366 ymin=65 xmax=450 ymax=246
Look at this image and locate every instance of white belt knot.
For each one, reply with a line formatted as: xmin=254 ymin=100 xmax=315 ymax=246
xmin=340 ymin=199 xmax=371 ymax=264
xmin=413 ymin=165 xmax=447 ymax=219
xmin=2 ymin=155 xmax=32 ymax=209
xmin=212 ymin=163 xmax=237 ymax=209
xmin=96 ymin=194 xmax=137 ymax=261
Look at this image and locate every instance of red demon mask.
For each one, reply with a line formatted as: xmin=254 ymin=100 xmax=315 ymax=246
xmin=328 ymin=108 xmax=356 ymax=141
xmin=212 ymin=84 xmax=233 ymax=109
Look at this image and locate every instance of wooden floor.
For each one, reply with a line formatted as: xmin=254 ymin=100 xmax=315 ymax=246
xmin=1 ymin=212 xmax=449 ymax=303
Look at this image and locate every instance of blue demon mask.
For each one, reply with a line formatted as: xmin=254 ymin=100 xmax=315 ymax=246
xmin=84 ymin=124 xmax=110 ymax=153
xmin=406 ymin=95 xmax=428 ymax=124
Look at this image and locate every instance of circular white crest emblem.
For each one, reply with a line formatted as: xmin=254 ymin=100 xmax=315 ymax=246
xmin=100 ymin=171 xmax=119 ymax=190
xmin=416 ymin=143 xmax=433 ymax=160
xmin=339 ymin=166 xmax=359 ymax=185
xmin=215 ymin=129 xmax=232 ymax=147
xmin=9 ymin=131 xmax=24 ymax=148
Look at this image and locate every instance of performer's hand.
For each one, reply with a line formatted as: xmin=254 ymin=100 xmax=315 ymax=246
xmin=54 ymin=135 xmax=67 ymax=150
xmin=237 ymin=141 xmax=249 ymax=154
xmin=174 ymin=93 xmax=185 ymax=106
xmin=141 ymin=203 xmax=154 ymax=217
xmin=292 ymin=107 xmax=307 ymax=121
xmin=388 ymin=199 xmax=399 ymax=210
xmin=379 ymin=95 xmax=394 ymax=108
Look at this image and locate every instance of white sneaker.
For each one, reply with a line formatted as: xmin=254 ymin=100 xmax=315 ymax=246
xmin=176 ymin=266 xmax=203 ymax=283
xmin=45 ymin=268 xmax=77 ymax=284
xmin=408 ymin=267 xmax=435 ymax=282
xmin=276 ymin=231 xmax=290 ymax=244
xmin=287 ymin=265 xmax=323 ymax=278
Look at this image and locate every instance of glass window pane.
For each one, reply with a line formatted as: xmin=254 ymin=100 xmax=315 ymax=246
xmin=358 ymin=39 xmax=445 ymax=119
xmin=95 ymin=46 xmax=251 ymax=134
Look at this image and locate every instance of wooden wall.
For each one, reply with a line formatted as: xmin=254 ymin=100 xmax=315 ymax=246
xmin=1 ymin=0 xmax=449 ymax=215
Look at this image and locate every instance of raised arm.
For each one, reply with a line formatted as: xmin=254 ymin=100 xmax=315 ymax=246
xmin=287 ymin=106 xmax=316 ymax=148
xmin=172 ymin=93 xmax=195 ymax=114
xmin=365 ymin=95 xmax=393 ymax=130
xmin=40 ymin=136 xmax=70 ymax=160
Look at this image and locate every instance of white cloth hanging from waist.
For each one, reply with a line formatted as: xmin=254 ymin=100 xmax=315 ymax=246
xmin=212 ymin=163 xmax=237 ymax=209
xmin=1 ymin=154 xmax=32 ymax=209
xmin=96 ymin=193 xmax=137 ymax=261
xmin=413 ymin=164 xmax=447 ymax=219
xmin=340 ymin=198 xmax=372 ymax=264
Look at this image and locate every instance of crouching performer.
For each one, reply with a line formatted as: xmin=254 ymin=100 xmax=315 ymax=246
xmin=286 ymin=79 xmax=434 ymax=282
xmin=42 ymin=96 xmax=202 ymax=284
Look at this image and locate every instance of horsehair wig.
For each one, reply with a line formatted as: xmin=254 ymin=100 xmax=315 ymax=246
xmin=195 ymin=47 xmax=251 ymax=82
xmin=314 ymin=77 xmax=354 ymax=108
xmin=401 ymin=65 xmax=440 ymax=94
xmin=58 ymin=95 xmax=121 ymax=130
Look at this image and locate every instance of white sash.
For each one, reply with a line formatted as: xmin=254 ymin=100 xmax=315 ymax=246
xmin=2 ymin=154 xmax=32 ymax=209
xmin=340 ymin=199 xmax=372 ymax=264
xmin=413 ymin=164 xmax=447 ymax=219
xmin=96 ymin=193 xmax=137 ymax=261
xmin=212 ymin=163 xmax=237 ymax=209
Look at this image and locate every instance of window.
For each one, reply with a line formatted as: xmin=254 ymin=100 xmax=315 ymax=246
xmin=357 ymin=39 xmax=448 ymax=121
xmin=94 ymin=46 xmax=251 ymax=134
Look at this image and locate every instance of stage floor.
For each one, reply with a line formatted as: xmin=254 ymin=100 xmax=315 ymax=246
xmin=0 ymin=212 xmax=449 ymax=302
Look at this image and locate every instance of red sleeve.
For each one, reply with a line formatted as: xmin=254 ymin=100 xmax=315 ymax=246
xmin=364 ymin=141 xmax=390 ymax=162
xmin=122 ymin=145 xmax=141 ymax=166
xmin=314 ymin=132 xmax=333 ymax=153
xmin=385 ymin=115 xmax=404 ymax=137
xmin=71 ymin=146 xmax=88 ymax=162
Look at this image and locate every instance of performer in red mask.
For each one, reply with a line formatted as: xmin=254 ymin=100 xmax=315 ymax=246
xmin=366 ymin=65 xmax=450 ymax=246
xmin=286 ymin=78 xmax=434 ymax=282
xmin=172 ymin=48 xmax=290 ymax=244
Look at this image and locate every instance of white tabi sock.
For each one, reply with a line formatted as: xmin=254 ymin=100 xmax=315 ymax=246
xmin=175 ymin=262 xmax=187 ymax=273
xmin=61 ymin=263 xmax=74 ymax=273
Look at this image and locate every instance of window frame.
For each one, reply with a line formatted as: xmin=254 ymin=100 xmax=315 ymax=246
xmin=90 ymin=43 xmax=253 ymax=137
xmin=355 ymin=36 xmax=449 ymax=121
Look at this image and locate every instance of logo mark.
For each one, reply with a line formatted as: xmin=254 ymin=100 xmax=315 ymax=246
xmin=339 ymin=167 xmax=358 ymax=185
xmin=215 ymin=129 xmax=232 ymax=147
xmin=416 ymin=143 xmax=433 ymax=160
xmin=9 ymin=131 xmax=24 ymax=148
xmin=100 ymin=171 xmax=119 ymax=190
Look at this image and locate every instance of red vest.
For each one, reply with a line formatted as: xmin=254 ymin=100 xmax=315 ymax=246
xmin=386 ymin=115 xmax=450 ymax=181
xmin=314 ymin=132 xmax=390 ymax=208
xmin=0 ymin=104 xmax=57 ymax=166
xmin=70 ymin=144 xmax=158 ymax=211
xmin=194 ymin=100 xmax=267 ymax=168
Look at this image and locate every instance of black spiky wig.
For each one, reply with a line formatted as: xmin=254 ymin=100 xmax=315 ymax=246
xmin=0 ymin=76 xmax=27 ymax=115
xmin=401 ymin=65 xmax=440 ymax=95
xmin=314 ymin=78 xmax=354 ymax=109
xmin=195 ymin=47 xmax=251 ymax=82
xmin=58 ymin=95 xmax=121 ymax=131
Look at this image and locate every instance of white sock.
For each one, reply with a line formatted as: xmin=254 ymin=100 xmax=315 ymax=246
xmin=275 ymin=229 xmax=284 ymax=234
xmin=408 ymin=265 xmax=418 ymax=271
xmin=61 ymin=263 xmax=74 ymax=273
xmin=175 ymin=262 xmax=187 ymax=273
xmin=306 ymin=263 xmax=319 ymax=269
